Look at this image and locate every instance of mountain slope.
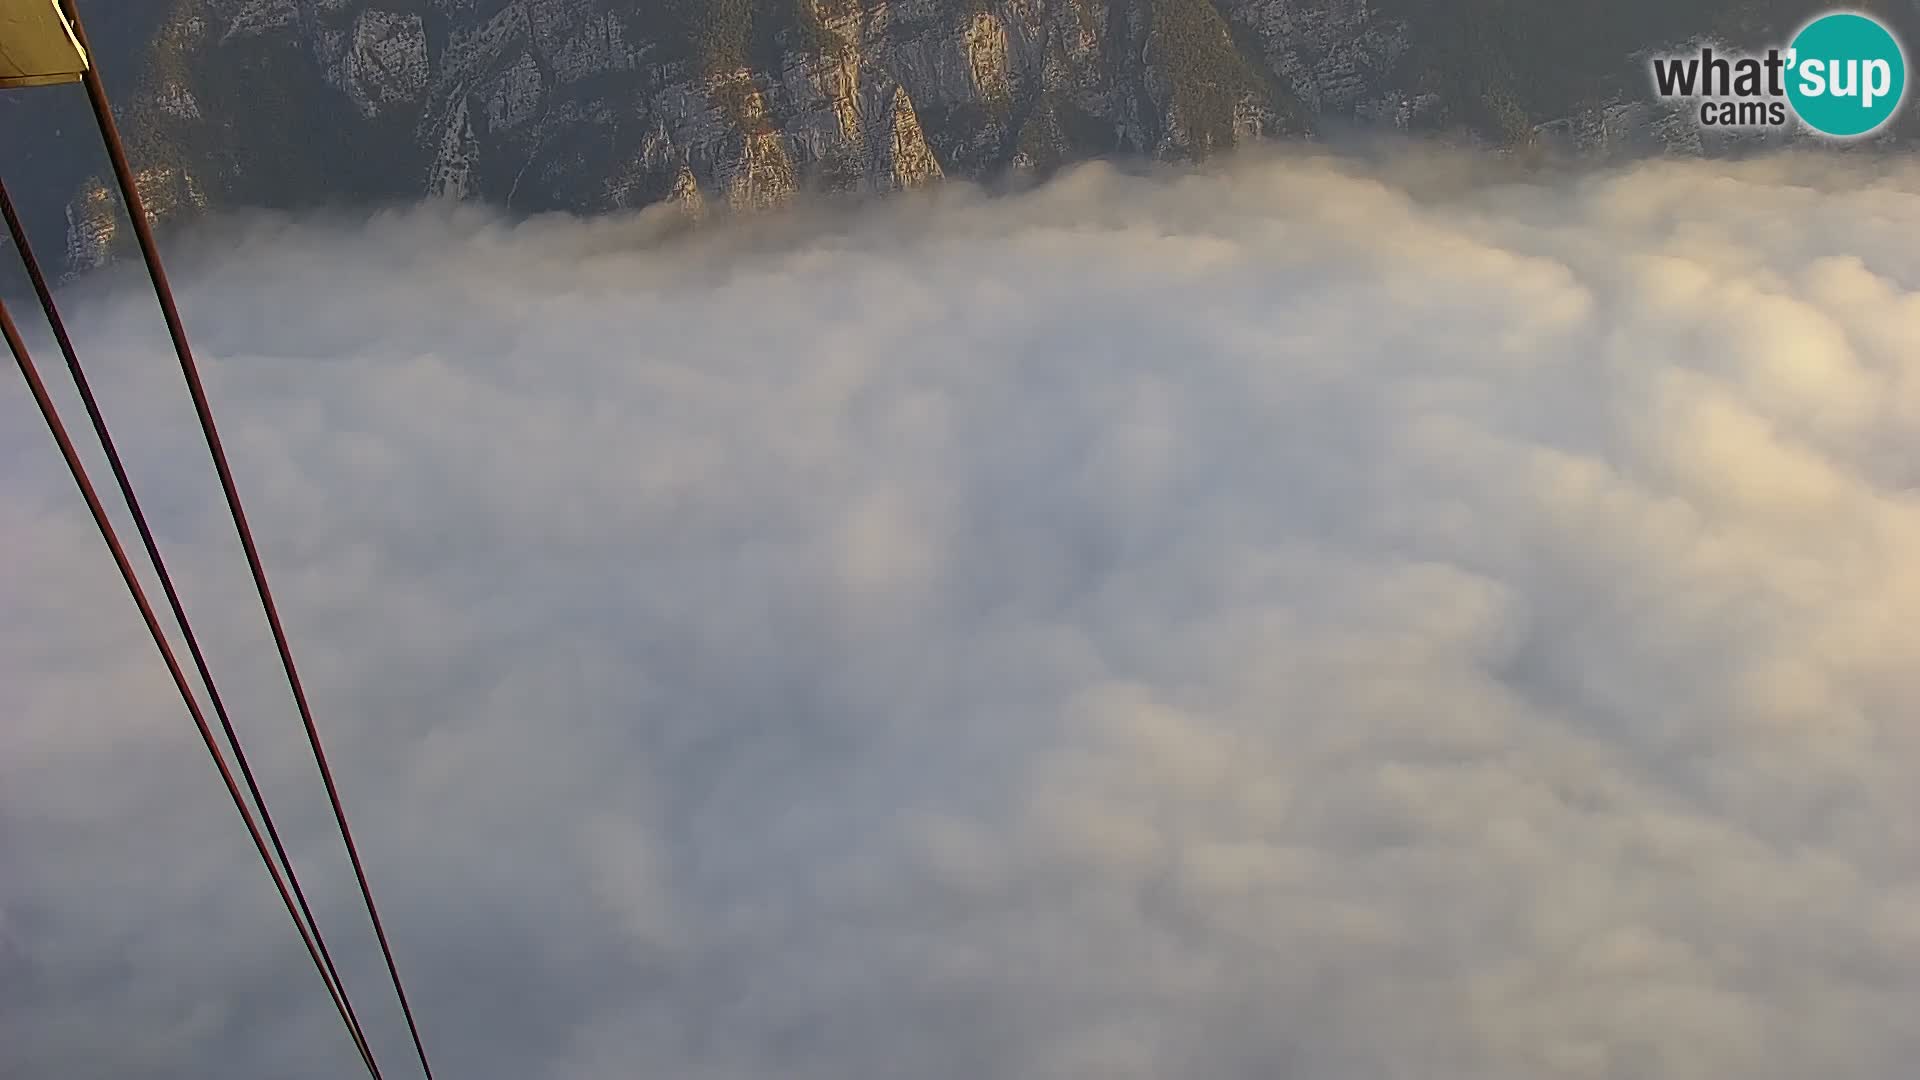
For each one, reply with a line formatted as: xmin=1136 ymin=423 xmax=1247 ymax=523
xmin=27 ymin=0 xmax=1920 ymax=275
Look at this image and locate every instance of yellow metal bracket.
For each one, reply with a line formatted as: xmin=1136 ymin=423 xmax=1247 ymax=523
xmin=0 ymin=0 xmax=89 ymax=89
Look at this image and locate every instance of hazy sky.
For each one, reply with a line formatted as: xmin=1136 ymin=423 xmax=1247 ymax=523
xmin=3 ymin=146 xmax=1919 ymax=1080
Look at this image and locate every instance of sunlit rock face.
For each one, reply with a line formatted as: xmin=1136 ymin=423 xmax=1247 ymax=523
xmin=48 ymin=0 xmax=1920 ymax=270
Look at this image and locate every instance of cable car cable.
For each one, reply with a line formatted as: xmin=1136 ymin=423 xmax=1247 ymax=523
xmin=1 ymin=173 xmax=387 ymax=1080
xmin=2 ymin=292 xmax=384 ymax=1080
xmin=60 ymin=6 xmax=438 ymax=1073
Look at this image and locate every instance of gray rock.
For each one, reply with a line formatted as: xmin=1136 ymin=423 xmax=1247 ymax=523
xmin=48 ymin=0 xmax=1920 ymax=273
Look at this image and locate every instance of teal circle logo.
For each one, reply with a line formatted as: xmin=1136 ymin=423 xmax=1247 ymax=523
xmin=1786 ymin=12 xmax=1907 ymax=137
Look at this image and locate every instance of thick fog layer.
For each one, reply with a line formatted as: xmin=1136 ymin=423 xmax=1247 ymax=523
xmin=4 ymin=148 xmax=1919 ymax=1080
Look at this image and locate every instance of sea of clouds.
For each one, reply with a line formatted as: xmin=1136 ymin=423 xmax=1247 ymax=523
xmin=3 ymin=145 xmax=1919 ymax=1080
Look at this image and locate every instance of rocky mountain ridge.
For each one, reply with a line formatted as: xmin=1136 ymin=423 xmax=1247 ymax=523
xmin=15 ymin=0 xmax=1920 ymax=277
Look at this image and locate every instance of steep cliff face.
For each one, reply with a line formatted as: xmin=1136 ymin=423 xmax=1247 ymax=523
xmin=52 ymin=0 xmax=1920 ymax=272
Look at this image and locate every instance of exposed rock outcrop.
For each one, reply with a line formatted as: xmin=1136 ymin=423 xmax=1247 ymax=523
xmin=42 ymin=0 xmax=1920 ymax=273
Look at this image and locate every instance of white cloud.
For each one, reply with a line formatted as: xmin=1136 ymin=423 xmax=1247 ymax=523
xmin=3 ymin=145 xmax=1919 ymax=1080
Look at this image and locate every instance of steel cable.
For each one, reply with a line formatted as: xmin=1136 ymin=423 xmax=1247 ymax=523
xmin=59 ymin=5 xmax=438 ymax=1074
xmin=2 ymin=292 xmax=383 ymax=1080
xmin=1 ymin=173 xmax=387 ymax=1080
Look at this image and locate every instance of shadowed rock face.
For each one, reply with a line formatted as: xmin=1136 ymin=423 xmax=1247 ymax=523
xmin=29 ymin=0 xmax=1920 ymax=273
